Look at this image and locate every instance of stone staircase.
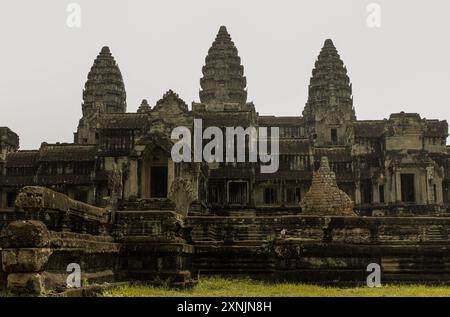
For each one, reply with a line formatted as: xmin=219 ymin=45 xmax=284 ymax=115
xmin=227 ymin=210 xmax=257 ymax=217
xmin=424 ymin=226 xmax=446 ymax=242
xmin=233 ymin=224 xmax=273 ymax=242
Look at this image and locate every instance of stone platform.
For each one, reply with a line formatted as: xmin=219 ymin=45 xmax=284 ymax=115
xmin=188 ymin=214 xmax=450 ymax=284
xmin=4 ymin=187 xmax=450 ymax=295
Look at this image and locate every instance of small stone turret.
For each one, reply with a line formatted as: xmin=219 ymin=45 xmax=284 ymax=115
xmin=301 ymin=157 xmax=355 ymax=216
xmin=137 ymin=99 xmax=151 ymax=113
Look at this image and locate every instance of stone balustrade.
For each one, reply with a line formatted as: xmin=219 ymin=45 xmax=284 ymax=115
xmin=15 ymin=186 xmax=109 ymax=235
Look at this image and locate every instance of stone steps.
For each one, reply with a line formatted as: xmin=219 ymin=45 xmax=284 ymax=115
xmin=228 ymin=210 xmax=257 ymax=217
xmin=195 ymin=258 xmax=276 ymax=275
xmin=424 ymin=227 xmax=446 ymax=241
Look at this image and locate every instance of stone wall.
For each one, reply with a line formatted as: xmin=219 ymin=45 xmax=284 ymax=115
xmin=6 ymin=208 xmax=450 ymax=292
xmin=189 ymin=214 xmax=450 ymax=244
xmin=0 ymin=188 xmax=198 ymax=295
xmin=0 ymin=220 xmax=121 ymax=294
xmin=1 ymin=211 xmax=198 ymax=294
xmin=188 ymin=214 xmax=450 ymax=284
xmin=115 ymin=211 xmax=197 ymax=287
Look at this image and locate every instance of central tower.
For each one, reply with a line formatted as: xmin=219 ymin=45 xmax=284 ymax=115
xmin=199 ymin=26 xmax=247 ymax=105
xmin=303 ymin=39 xmax=356 ymax=146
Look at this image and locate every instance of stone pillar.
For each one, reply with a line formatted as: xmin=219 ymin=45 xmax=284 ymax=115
xmin=1 ymin=221 xmax=52 ymax=295
xmin=0 ymin=191 xmax=5 ymax=208
xmin=0 ymin=248 xmax=5 ymax=291
xmin=372 ymin=183 xmax=380 ymax=203
xmin=127 ymin=159 xmax=138 ymax=198
xmin=167 ymin=158 xmax=174 ymax=198
xmin=395 ymin=171 xmax=402 ymax=203
xmin=354 ymin=180 xmax=361 ymax=205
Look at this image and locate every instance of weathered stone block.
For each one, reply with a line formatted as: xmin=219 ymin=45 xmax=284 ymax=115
xmin=0 ymin=249 xmax=5 ymax=291
xmin=331 ymin=228 xmax=371 ymax=243
xmin=7 ymin=273 xmax=45 ymax=295
xmin=1 ymin=221 xmax=50 ymax=248
xmin=2 ymin=248 xmax=52 ymax=273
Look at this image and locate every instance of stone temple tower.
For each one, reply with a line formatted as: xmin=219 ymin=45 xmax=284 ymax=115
xmin=199 ymin=26 xmax=247 ymax=105
xmin=75 ymin=46 xmax=127 ymax=144
xmin=303 ymin=39 xmax=356 ymax=146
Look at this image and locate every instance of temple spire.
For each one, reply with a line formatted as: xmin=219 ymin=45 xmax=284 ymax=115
xmin=82 ymin=46 xmax=127 ymax=117
xmin=75 ymin=46 xmax=127 ymax=144
xmin=199 ymin=26 xmax=247 ymax=105
xmin=302 ymin=39 xmax=356 ymax=146
xmin=303 ymin=39 xmax=354 ymax=117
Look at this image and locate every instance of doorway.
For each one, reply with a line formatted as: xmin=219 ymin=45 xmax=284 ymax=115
xmin=228 ymin=182 xmax=248 ymax=205
xmin=151 ymin=166 xmax=168 ymax=198
xmin=401 ymin=174 xmax=415 ymax=203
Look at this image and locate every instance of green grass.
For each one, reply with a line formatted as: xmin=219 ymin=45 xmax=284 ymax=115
xmin=101 ymin=277 xmax=450 ymax=297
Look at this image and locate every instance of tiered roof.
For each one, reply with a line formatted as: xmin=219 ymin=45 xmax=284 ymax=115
xmin=99 ymin=113 xmax=148 ymax=130
xmin=353 ymin=121 xmax=386 ymax=139
xmin=39 ymin=143 xmax=97 ymax=162
xmin=154 ymin=90 xmax=189 ymax=112
xmin=258 ymin=116 xmax=304 ymax=126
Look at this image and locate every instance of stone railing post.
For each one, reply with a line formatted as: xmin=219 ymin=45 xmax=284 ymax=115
xmin=1 ymin=220 xmax=52 ymax=295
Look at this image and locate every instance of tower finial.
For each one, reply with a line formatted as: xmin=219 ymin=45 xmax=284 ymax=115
xmin=218 ymin=25 xmax=229 ymax=35
xmin=324 ymin=39 xmax=334 ymax=47
xmin=100 ymin=46 xmax=111 ymax=54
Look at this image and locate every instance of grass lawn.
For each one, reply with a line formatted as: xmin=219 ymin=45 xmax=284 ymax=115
xmin=101 ymin=277 xmax=450 ymax=297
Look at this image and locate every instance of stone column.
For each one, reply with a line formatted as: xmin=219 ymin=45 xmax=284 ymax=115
xmin=127 ymin=159 xmax=138 ymax=198
xmin=354 ymin=180 xmax=361 ymax=205
xmin=395 ymin=171 xmax=402 ymax=203
xmin=372 ymin=182 xmax=380 ymax=204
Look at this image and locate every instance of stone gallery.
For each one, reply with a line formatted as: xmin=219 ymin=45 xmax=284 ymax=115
xmin=1 ymin=26 xmax=450 ymax=295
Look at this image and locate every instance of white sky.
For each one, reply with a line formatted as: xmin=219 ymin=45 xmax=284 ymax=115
xmin=1 ymin=0 xmax=449 ymax=149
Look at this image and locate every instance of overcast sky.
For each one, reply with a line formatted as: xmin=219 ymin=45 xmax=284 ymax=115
xmin=1 ymin=0 xmax=449 ymax=149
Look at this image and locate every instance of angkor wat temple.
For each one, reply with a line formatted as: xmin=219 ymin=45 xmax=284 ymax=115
xmin=2 ymin=26 xmax=449 ymax=216
xmin=1 ymin=26 xmax=450 ymax=295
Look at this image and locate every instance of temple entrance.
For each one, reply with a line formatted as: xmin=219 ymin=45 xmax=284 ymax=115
xmin=228 ymin=181 xmax=248 ymax=205
xmin=264 ymin=187 xmax=277 ymax=205
xmin=361 ymin=180 xmax=372 ymax=204
xmin=401 ymin=174 xmax=415 ymax=203
xmin=6 ymin=191 xmax=16 ymax=208
xmin=151 ymin=166 xmax=168 ymax=198
xmin=141 ymin=147 xmax=169 ymax=199
xmin=209 ymin=182 xmax=224 ymax=204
